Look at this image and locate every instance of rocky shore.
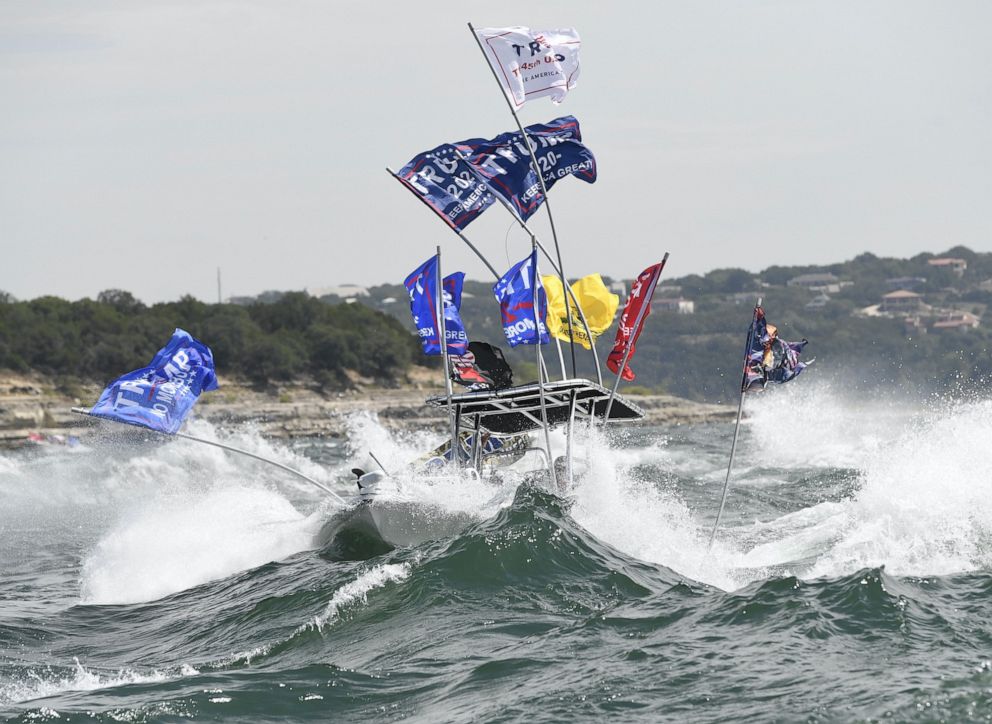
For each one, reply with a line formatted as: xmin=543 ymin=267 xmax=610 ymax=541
xmin=0 ymin=371 xmax=735 ymax=447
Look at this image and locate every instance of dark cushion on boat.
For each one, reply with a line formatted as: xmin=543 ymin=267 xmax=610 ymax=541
xmin=468 ymin=341 xmax=513 ymax=390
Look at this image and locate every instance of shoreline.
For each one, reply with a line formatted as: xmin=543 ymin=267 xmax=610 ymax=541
xmin=0 ymin=371 xmax=735 ymax=447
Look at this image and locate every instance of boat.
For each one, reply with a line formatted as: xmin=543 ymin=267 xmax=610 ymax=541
xmin=317 ymin=377 xmax=646 ymax=551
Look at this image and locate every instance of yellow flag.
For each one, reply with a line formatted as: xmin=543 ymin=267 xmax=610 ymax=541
xmin=542 ymin=275 xmax=569 ymax=340
xmin=541 ymin=273 xmax=620 ymax=350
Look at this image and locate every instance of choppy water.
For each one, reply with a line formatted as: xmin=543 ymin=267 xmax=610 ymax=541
xmin=4 ymin=383 xmax=992 ymax=722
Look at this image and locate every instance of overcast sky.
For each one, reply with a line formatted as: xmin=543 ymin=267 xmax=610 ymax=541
xmin=2 ymin=1 xmax=990 ymax=303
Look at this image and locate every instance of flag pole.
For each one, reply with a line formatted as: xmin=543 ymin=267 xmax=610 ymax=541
xmin=707 ymin=297 xmax=762 ymax=550
xmin=389 ymin=163 xmax=602 ymax=383
xmin=478 ymin=177 xmax=602 ymax=384
xmin=603 ymin=254 xmax=667 ymax=423
xmin=467 ymin=21 xmax=578 ymax=379
xmin=531 ymin=238 xmax=557 ymax=490
xmin=387 ymin=167 xmax=501 ymax=280
xmin=435 ymin=246 xmax=460 ymax=468
xmin=70 ymin=408 xmax=347 ymax=504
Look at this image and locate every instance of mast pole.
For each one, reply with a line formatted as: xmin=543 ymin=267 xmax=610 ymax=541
xmin=387 ymin=167 xmax=500 ymax=280
xmin=530 ymin=238 xmax=557 ymax=490
xmin=467 ymin=21 xmax=578 ymax=378
xmin=70 ymin=408 xmax=346 ymax=504
xmin=435 ymin=246 xmax=459 ymax=468
xmin=603 ymin=254 xmax=668 ymax=422
xmin=707 ymin=297 xmax=762 ymax=550
xmin=480 ymin=180 xmax=602 ymax=384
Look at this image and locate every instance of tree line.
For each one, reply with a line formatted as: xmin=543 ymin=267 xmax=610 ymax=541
xmin=4 ymin=246 xmax=992 ymax=402
xmin=0 ymin=290 xmax=423 ymax=389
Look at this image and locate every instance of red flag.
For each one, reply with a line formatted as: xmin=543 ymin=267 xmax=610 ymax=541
xmin=606 ymin=260 xmax=666 ymax=381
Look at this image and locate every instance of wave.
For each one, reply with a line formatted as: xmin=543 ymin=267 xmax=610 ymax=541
xmin=0 ymin=657 xmax=196 ymax=706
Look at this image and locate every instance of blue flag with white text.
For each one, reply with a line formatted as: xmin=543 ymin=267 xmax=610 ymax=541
xmin=494 ymin=250 xmax=549 ymax=347
xmin=404 ymin=256 xmax=469 ymax=355
xmin=89 ymin=329 xmax=219 ymax=434
xmin=396 ymin=144 xmax=496 ymax=231
xmin=456 ymin=116 xmax=596 ymax=222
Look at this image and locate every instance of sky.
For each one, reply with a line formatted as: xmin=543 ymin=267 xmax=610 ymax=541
xmin=2 ymin=1 xmax=990 ymax=303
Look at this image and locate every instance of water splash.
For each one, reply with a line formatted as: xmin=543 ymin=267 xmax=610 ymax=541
xmin=806 ymin=399 xmax=992 ymax=578
xmin=80 ymin=486 xmax=317 ymax=605
xmin=0 ymin=657 xmax=195 ymax=705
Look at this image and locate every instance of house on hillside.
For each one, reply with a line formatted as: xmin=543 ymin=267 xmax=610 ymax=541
xmin=307 ymin=284 xmax=370 ymax=300
xmin=609 ymin=281 xmax=627 ymax=299
xmin=932 ymin=312 xmax=980 ymax=330
xmin=787 ymin=273 xmax=840 ymax=293
xmin=654 ymin=298 xmax=695 ymax=314
xmin=927 ymin=258 xmax=968 ymax=277
xmin=880 ymin=290 xmax=923 ymax=314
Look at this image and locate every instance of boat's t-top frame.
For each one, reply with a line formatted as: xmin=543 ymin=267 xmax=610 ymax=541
xmin=425 ymin=378 xmax=644 ymax=485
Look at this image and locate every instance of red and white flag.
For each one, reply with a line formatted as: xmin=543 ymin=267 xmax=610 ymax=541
xmin=475 ymin=26 xmax=581 ymax=108
xmin=607 ymin=261 xmax=667 ymax=382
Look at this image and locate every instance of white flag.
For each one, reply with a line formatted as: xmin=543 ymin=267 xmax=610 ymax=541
xmin=475 ymin=26 xmax=581 ymax=108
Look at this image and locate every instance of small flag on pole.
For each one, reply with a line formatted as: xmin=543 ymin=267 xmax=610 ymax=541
xmin=474 ymin=26 xmax=581 ymax=108
xmin=606 ymin=262 xmax=666 ymax=381
xmin=493 ymin=249 xmax=549 ymax=347
xmin=404 ymin=256 xmax=469 ymax=356
xmin=89 ymin=329 xmax=218 ymax=434
xmin=742 ymin=306 xmax=809 ymax=391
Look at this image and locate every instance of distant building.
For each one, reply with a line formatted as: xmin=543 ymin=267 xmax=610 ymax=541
xmin=655 ymin=285 xmax=682 ymax=296
xmin=787 ymin=273 xmax=839 ymax=292
xmin=927 ymin=258 xmax=967 ymax=277
xmin=932 ymin=311 xmax=980 ymax=330
xmin=805 ymin=293 xmax=831 ymax=310
xmin=381 ymin=297 xmax=397 ymax=305
xmin=654 ymin=298 xmax=695 ymax=314
xmin=307 ymin=284 xmax=370 ymax=299
xmin=880 ymin=290 xmax=923 ymax=314
xmin=885 ymin=276 xmax=926 ymax=291
xmin=608 ymin=281 xmax=627 ymax=299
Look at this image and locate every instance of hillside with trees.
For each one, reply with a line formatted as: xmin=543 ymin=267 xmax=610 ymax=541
xmin=3 ymin=246 xmax=992 ymax=403
xmin=319 ymin=245 xmax=992 ymax=403
xmin=0 ymin=291 xmax=422 ymax=390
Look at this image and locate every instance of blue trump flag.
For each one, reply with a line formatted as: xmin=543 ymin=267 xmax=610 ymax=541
xmin=404 ymin=256 xmax=469 ymax=355
xmin=494 ymin=250 xmax=549 ymax=347
xmin=396 ymin=143 xmax=496 ymax=231
xmin=90 ymin=328 xmax=219 ymax=434
xmin=456 ymin=116 xmax=597 ymax=222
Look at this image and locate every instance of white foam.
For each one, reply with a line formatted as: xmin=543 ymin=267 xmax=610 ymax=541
xmin=804 ymin=399 xmax=992 ymax=578
xmin=0 ymin=657 xmax=195 ymax=705
xmin=223 ymin=562 xmax=412 ymax=666
xmin=745 ymin=380 xmax=914 ymax=469
xmin=306 ymin=562 xmax=411 ymax=631
xmin=80 ymin=486 xmax=317 ymax=604
xmin=570 ymin=424 xmax=747 ymax=589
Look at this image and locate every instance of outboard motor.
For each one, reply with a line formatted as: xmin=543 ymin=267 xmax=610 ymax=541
xmin=351 ymin=467 xmax=387 ymax=499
